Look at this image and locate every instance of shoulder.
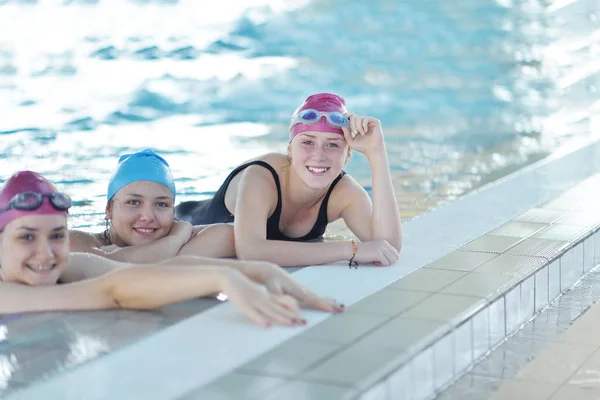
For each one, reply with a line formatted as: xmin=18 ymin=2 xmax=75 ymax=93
xmin=237 ymin=154 xmax=287 ymax=185
xmin=61 ymin=252 xmax=130 ymax=283
xmin=69 ymin=230 xmax=105 ymax=251
xmin=330 ymin=174 xmax=371 ymax=206
xmin=336 ymin=173 xmax=367 ymax=194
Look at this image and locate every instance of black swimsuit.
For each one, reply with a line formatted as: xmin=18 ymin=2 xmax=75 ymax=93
xmin=175 ymin=160 xmax=345 ymax=241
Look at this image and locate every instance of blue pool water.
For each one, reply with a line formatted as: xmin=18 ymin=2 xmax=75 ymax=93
xmin=0 ymin=0 xmax=598 ymax=232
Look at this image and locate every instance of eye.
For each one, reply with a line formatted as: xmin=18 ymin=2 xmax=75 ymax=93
xmin=19 ymin=234 xmax=34 ymax=241
xmin=50 ymin=232 xmax=66 ymax=240
xmin=156 ymin=202 xmax=171 ymax=208
xmin=302 ymin=140 xmax=314 ymax=146
xmin=326 ymin=142 xmax=340 ymax=148
xmin=126 ymin=200 xmax=140 ymax=206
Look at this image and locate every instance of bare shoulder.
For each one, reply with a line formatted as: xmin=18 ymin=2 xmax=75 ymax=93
xmin=239 ymin=153 xmax=287 ymax=186
xmin=61 ymin=252 xmax=130 ymax=283
xmin=335 ymin=174 xmax=368 ymax=196
xmin=258 ymin=152 xmax=288 ymax=166
xmin=68 ymin=230 xmax=105 ymax=252
xmin=328 ymin=174 xmax=371 ymax=214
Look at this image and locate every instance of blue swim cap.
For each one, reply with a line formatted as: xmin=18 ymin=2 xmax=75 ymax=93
xmin=107 ymin=149 xmax=176 ymax=201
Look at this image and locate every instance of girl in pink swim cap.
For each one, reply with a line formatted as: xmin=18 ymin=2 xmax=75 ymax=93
xmin=175 ymin=93 xmax=402 ymax=267
xmin=0 ymin=171 xmax=344 ymax=324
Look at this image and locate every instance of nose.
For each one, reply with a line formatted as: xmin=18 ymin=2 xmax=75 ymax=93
xmin=34 ymin=239 xmax=54 ymax=265
xmin=312 ymin=146 xmax=327 ymax=161
xmin=138 ymin=204 xmax=156 ymax=222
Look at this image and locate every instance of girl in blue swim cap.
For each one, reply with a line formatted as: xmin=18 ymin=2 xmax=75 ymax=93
xmin=0 ymin=170 xmax=344 ymax=324
xmin=69 ymin=149 xmax=236 ymax=262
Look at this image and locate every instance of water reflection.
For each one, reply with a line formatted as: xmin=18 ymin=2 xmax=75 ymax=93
xmin=0 ymin=0 xmax=597 ymax=233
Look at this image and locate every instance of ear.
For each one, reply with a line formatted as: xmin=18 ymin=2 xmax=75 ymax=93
xmin=344 ymin=147 xmax=352 ymax=165
xmin=105 ymin=201 xmax=113 ymax=220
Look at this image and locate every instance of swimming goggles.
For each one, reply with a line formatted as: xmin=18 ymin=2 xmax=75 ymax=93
xmin=0 ymin=191 xmax=72 ymax=214
xmin=290 ymin=109 xmax=350 ymax=128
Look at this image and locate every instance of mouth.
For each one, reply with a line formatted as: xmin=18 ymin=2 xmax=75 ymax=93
xmin=133 ymin=227 xmax=158 ymax=237
xmin=26 ymin=263 xmax=57 ymax=274
xmin=306 ymin=166 xmax=330 ymax=175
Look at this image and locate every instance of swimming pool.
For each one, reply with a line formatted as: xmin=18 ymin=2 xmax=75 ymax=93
xmin=0 ymin=0 xmax=598 ymax=234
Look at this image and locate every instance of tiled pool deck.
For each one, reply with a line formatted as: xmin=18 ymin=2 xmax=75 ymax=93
xmin=4 ymin=138 xmax=600 ymax=399
xmin=438 ymin=266 xmax=600 ymax=400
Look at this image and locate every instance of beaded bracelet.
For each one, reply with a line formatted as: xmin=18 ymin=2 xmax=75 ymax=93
xmin=349 ymin=239 xmax=359 ymax=269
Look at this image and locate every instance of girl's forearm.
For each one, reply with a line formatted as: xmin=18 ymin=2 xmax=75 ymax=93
xmin=367 ymin=148 xmax=402 ymax=250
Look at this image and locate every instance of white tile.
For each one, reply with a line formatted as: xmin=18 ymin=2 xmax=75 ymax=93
xmin=549 ymin=260 xmax=561 ymax=300
xmin=520 ymin=276 xmax=535 ymax=322
xmin=433 ymin=333 xmax=454 ymax=391
xmin=595 ymin=230 xmax=600 ymax=267
xmin=505 ymin=286 xmax=521 ymax=334
xmin=411 ymin=347 xmax=435 ymax=400
xmin=584 ymin=234 xmax=596 ymax=272
xmin=454 ymin=320 xmax=473 ymax=375
xmin=560 ymin=247 xmax=577 ymax=290
xmin=387 ymin=364 xmax=411 ymax=400
xmin=360 ymin=381 xmax=388 ymax=400
xmin=534 ymin=266 xmax=549 ymax=312
xmin=472 ymin=308 xmax=490 ymax=360
xmin=489 ymin=298 xmax=506 ymax=347
xmin=573 ymin=241 xmax=585 ymax=277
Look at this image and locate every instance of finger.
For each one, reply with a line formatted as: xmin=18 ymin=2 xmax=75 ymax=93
xmin=382 ymin=241 xmax=399 ymax=256
xmin=317 ymin=298 xmax=345 ymax=313
xmin=303 ymin=295 xmax=341 ymax=313
xmin=266 ymin=281 xmax=284 ymax=295
xmin=377 ymin=253 xmax=391 ymax=266
xmin=261 ymin=301 xmax=303 ymax=326
xmin=382 ymin=249 xmax=396 ymax=266
xmin=350 ymin=115 xmax=359 ymax=138
xmin=361 ymin=118 xmax=369 ymax=135
xmin=341 ymin=126 xmax=353 ymax=142
xmin=240 ymin=305 xmax=272 ymax=328
xmin=355 ymin=117 xmax=364 ymax=135
xmin=387 ymin=244 xmax=400 ymax=260
xmin=273 ymin=294 xmax=301 ymax=313
xmin=279 ymin=283 xmax=310 ymax=303
xmin=357 ymin=117 xmax=366 ymax=136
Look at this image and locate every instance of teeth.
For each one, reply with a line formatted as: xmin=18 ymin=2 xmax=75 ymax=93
xmin=135 ymin=228 xmax=155 ymax=233
xmin=28 ymin=264 xmax=55 ymax=272
xmin=308 ymin=167 xmax=327 ymax=173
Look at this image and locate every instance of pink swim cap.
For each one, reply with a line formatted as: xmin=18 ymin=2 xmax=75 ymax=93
xmin=0 ymin=171 xmax=67 ymax=231
xmin=289 ymin=93 xmax=348 ymax=141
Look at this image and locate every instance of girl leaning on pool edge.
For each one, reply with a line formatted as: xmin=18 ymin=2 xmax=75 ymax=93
xmin=68 ymin=149 xmax=237 ymax=263
xmin=0 ymin=170 xmax=344 ymax=327
xmin=176 ymin=92 xmax=403 ymax=267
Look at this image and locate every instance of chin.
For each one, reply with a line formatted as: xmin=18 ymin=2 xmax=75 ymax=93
xmin=27 ymin=273 xmax=61 ymax=287
xmin=302 ymin=175 xmax=335 ymax=190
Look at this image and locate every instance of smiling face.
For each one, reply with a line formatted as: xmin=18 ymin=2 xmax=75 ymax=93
xmin=0 ymin=214 xmax=69 ymax=286
xmin=289 ymin=132 xmax=350 ymax=190
xmin=106 ymin=180 xmax=175 ymax=246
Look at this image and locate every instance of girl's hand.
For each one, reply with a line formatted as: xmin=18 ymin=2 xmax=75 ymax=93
xmin=341 ymin=113 xmax=386 ymax=158
xmin=220 ymin=270 xmax=306 ymax=328
xmin=260 ymin=265 xmax=345 ymax=313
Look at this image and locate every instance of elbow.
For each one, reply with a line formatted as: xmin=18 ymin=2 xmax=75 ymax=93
xmin=102 ymin=280 xmax=124 ymax=310
xmin=102 ymin=271 xmax=149 ymax=310
xmin=234 ymin=240 xmax=263 ymax=261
